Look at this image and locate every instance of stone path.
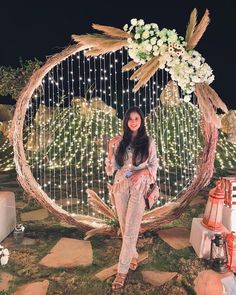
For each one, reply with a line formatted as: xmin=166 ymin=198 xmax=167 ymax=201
xmin=20 ymin=208 xmax=49 ymax=222
xmin=158 ymin=227 xmax=191 ymax=250
xmin=0 ymin=272 xmax=13 ymax=292
xmin=2 ymin=237 xmax=36 ymax=249
xmin=39 ymin=237 xmax=93 ymax=268
xmin=141 ymin=270 xmax=178 ymax=286
xmin=15 ymin=201 xmax=27 ymax=209
xmin=95 ymin=251 xmax=148 ymax=281
xmin=13 ymin=280 xmax=49 ymax=295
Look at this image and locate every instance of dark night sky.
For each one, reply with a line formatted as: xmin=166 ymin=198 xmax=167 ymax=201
xmin=1 ymin=0 xmax=236 ymax=109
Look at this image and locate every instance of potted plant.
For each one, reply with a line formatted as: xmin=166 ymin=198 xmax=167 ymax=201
xmin=13 ymin=223 xmax=25 ymax=245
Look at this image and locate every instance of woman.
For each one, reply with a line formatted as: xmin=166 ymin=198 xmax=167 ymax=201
xmin=105 ymin=106 xmax=159 ymax=290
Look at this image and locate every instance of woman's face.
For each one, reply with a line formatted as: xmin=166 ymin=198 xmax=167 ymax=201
xmin=127 ymin=112 xmax=142 ymax=133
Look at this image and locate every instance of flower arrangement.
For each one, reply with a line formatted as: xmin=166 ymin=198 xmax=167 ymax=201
xmin=14 ymin=223 xmax=25 ymax=232
xmin=0 ymin=245 xmax=10 ymax=266
xmin=123 ymin=18 xmax=214 ymax=97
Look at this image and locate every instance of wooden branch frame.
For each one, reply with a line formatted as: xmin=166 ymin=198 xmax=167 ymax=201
xmin=10 ymin=44 xmax=218 ymax=237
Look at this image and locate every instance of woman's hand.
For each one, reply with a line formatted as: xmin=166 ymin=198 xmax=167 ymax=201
xmin=129 ymin=169 xmax=147 ymax=183
xmin=108 ymin=135 xmax=121 ymax=152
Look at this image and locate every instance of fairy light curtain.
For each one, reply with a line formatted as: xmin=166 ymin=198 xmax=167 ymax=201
xmin=23 ymin=47 xmax=200 ymax=216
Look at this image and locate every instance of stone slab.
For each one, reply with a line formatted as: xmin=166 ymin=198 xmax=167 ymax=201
xmin=20 ymin=209 xmax=49 ymax=222
xmin=15 ymin=201 xmax=27 ymax=209
xmin=13 ymin=280 xmax=49 ymax=295
xmin=141 ymin=270 xmax=177 ymax=286
xmin=158 ymin=227 xmax=191 ymax=250
xmin=95 ymin=251 xmax=148 ymax=281
xmin=39 ymin=237 xmax=93 ymax=268
xmin=0 ymin=272 xmax=13 ymax=292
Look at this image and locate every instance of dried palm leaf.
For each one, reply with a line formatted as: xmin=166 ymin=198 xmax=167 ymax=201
xmin=187 ymin=9 xmax=210 ymax=50
xmin=185 ymin=8 xmax=197 ymax=43
xmin=122 ymin=60 xmax=138 ymax=72
xmin=84 ymin=226 xmax=115 ymax=240
xmin=195 ymin=83 xmax=221 ymax=128
xmin=202 ymin=83 xmax=228 ymax=113
xmin=86 ymin=189 xmax=117 ymax=219
xmin=84 ymin=40 xmax=128 ymax=57
xmin=72 ymin=34 xmax=108 ymax=46
xmin=130 ymin=58 xmax=156 ymax=80
xmin=142 ymin=202 xmax=178 ymax=221
xmin=133 ymin=57 xmax=159 ymax=92
xmin=92 ymin=23 xmax=131 ymax=39
xmin=74 ymin=214 xmax=105 ymax=224
xmin=107 ymin=183 xmax=117 ymax=216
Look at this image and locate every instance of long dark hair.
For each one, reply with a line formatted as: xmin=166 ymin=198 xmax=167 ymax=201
xmin=115 ymin=106 xmax=149 ymax=167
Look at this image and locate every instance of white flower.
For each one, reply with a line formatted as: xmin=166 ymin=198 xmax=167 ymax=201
xmin=15 ymin=223 xmax=25 ymax=232
xmin=151 ymin=23 xmax=159 ymax=29
xmin=144 ymin=24 xmax=151 ymax=30
xmin=150 ymin=31 xmax=155 ymax=36
xmin=131 ymin=18 xmax=138 ymax=26
xmin=138 ymin=19 xmax=145 ymax=26
xmin=127 ymin=38 xmax=133 ymax=44
xmin=0 ymin=244 xmax=10 ymax=266
xmin=1 ymin=255 xmax=9 ymax=266
xmin=150 ymin=37 xmax=157 ymax=45
xmin=184 ymin=95 xmax=191 ymax=102
xmin=123 ymin=24 xmax=128 ymax=31
xmin=145 ymin=44 xmax=153 ymax=52
xmin=134 ymin=33 xmax=140 ymax=40
xmin=157 ymin=39 xmax=164 ymax=46
xmin=153 ymin=50 xmax=159 ymax=57
xmin=3 ymin=249 xmax=9 ymax=256
xmin=142 ymin=31 xmax=150 ymax=39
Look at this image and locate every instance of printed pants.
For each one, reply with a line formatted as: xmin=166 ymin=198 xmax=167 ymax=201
xmin=113 ymin=179 xmax=146 ymax=274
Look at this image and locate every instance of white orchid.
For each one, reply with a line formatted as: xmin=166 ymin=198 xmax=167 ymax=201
xmin=0 ymin=245 xmax=10 ymax=266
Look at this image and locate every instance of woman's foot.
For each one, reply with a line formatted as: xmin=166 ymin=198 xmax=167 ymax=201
xmin=129 ymin=257 xmax=138 ymax=271
xmin=112 ymin=272 xmax=127 ymax=290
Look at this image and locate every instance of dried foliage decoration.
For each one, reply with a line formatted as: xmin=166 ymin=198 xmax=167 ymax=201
xmin=186 ymin=9 xmax=210 ymax=50
xmin=72 ymin=23 xmax=131 ymax=57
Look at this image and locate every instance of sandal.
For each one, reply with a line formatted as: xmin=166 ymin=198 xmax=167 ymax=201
xmin=129 ymin=256 xmax=139 ymax=271
xmin=112 ymin=272 xmax=127 ymax=290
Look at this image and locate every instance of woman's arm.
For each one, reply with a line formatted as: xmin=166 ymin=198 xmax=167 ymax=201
xmin=145 ymin=137 xmax=159 ymax=182
xmin=105 ymin=135 xmax=121 ymax=176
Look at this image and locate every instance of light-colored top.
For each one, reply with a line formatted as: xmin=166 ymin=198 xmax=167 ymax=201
xmin=105 ymin=136 xmax=159 ymax=195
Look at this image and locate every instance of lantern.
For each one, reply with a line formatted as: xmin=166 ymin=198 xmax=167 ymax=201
xmin=210 ymin=233 xmax=229 ymax=273
xmin=202 ymin=180 xmax=225 ymax=231
xmin=226 ymin=231 xmax=236 ymax=271
xmin=222 ymin=177 xmax=236 ymax=208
